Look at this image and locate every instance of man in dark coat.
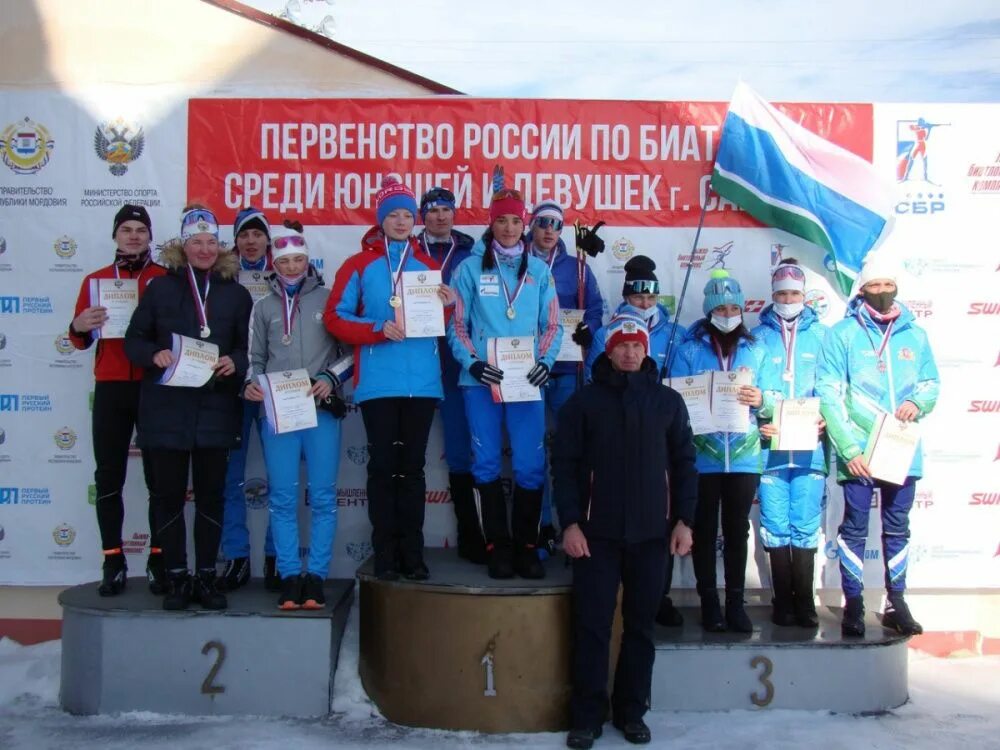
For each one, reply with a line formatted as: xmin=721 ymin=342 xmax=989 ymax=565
xmin=553 ymin=312 xmax=698 ymax=749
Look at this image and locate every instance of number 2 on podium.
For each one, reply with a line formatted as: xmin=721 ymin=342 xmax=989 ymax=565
xmin=201 ymin=641 xmax=227 ymax=695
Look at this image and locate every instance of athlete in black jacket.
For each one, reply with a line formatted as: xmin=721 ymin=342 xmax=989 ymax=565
xmin=553 ymin=312 xmax=697 ymax=749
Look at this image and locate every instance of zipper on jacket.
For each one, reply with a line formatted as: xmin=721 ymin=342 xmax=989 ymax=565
xmin=884 ymin=337 xmax=897 ymax=412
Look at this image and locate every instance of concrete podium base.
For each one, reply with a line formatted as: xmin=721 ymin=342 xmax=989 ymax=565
xmin=59 ymin=577 xmax=353 ymax=717
xmin=650 ymin=605 xmax=909 ymax=713
xmin=357 ymin=548 xmax=574 ymax=734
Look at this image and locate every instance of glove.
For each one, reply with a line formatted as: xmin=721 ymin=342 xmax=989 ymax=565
xmin=571 ymin=322 xmax=593 ymax=348
xmin=527 ymin=362 xmax=550 ymax=387
xmin=574 ymin=220 xmax=606 ymax=258
xmin=315 ymin=391 xmax=348 ymax=419
xmin=470 ymin=360 xmax=504 ymax=386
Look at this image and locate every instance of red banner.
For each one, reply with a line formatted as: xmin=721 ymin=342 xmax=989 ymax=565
xmin=187 ymin=98 xmax=872 ymax=227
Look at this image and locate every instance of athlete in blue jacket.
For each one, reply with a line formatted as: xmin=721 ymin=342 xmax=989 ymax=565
xmin=527 ymin=200 xmax=605 ymax=555
xmin=672 ymin=270 xmax=778 ymax=633
xmin=816 ymin=256 xmax=939 ymax=637
xmin=324 ymin=177 xmax=449 ymax=581
xmin=752 ymin=260 xmax=830 ymax=628
xmin=447 ymin=178 xmax=562 ymax=579
xmin=417 ymin=187 xmax=485 ymax=564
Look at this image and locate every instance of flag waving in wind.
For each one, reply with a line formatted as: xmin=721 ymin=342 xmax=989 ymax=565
xmin=711 ymin=82 xmax=893 ymax=294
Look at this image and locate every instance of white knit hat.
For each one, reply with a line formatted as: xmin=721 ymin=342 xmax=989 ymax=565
xmin=270 ymin=225 xmax=310 ymax=261
xmin=857 ymin=254 xmax=897 ymax=288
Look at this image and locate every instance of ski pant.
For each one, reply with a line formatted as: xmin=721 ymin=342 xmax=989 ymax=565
xmin=439 ymin=375 xmax=473 ymax=474
xmin=759 ymin=468 xmax=825 ymax=549
xmin=360 ymin=397 xmax=437 ymax=569
xmin=146 ymin=447 xmax=228 ymax=572
xmin=691 ymin=472 xmax=759 ymax=594
xmin=571 ymin=537 xmax=667 ymax=731
xmin=838 ymin=477 xmax=916 ymax=598
xmin=463 ymin=385 xmax=546 ymax=490
xmin=260 ymin=411 xmax=341 ymax=579
xmin=220 ymin=400 xmax=274 ymax=559
xmin=541 ymin=374 xmax=578 ymax=526
xmin=92 ymin=380 xmax=158 ymax=552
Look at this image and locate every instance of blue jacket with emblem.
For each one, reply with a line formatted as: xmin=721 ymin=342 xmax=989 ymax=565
xmin=586 ymin=301 xmax=684 ymax=381
xmin=671 ymin=320 xmax=778 ymax=474
xmin=323 ymin=226 xmax=444 ymax=404
xmin=752 ymin=304 xmax=831 ymax=474
xmin=815 ymin=297 xmax=940 ymax=482
xmin=528 ymin=236 xmax=604 ymax=376
xmin=447 ymin=238 xmax=563 ymax=388
xmin=418 ymin=229 xmax=475 ymax=386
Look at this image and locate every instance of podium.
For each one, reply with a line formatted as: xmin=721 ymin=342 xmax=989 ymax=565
xmin=59 ymin=577 xmax=353 ymax=717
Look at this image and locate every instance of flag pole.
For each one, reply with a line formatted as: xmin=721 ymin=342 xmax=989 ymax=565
xmin=664 ymin=192 xmax=710 ymax=376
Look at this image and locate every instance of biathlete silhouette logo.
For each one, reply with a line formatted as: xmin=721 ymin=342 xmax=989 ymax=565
xmin=896 ymin=118 xmax=950 ymax=185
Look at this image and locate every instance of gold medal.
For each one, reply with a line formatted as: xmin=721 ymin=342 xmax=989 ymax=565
xmin=506 ymin=307 xmax=516 ymax=320
xmin=390 ymin=295 xmax=402 ymax=308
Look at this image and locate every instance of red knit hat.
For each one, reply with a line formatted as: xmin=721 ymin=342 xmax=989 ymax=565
xmin=604 ymin=313 xmax=650 ymax=354
xmin=488 ymin=164 xmax=526 ymax=223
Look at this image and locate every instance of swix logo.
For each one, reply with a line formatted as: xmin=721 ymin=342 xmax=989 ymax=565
xmin=968 ymin=400 xmax=1000 ymax=413
xmin=969 ymin=492 xmax=1000 ymax=506
xmin=425 ymin=490 xmax=451 ymax=504
xmin=968 ymin=302 xmax=1000 ymax=315
xmin=744 ymin=299 xmax=765 ymax=313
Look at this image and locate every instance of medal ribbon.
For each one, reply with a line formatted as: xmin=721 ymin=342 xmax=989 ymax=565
xmin=384 ymin=240 xmax=410 ymax=301
xmin=711 ymin=336 xmax=735 ymax=371
xmin=499 ymin=266 xmax=528 ymax=317
xmin=281 ymin=286 xmax=299 ymax=341
xmin=422 ymin=234 xmax=457 ymax=275
xmin=113 ymin=253 xmax=151 ymax=280
xmin=857 ymin=312 xmax=894 ymax=369
xmin=186 ymin=264 xmax=210 ymax=333
xmin=779 ymin=318 xmax=798 ymax=380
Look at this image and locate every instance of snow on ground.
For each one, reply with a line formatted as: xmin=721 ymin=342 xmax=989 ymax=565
xmin=1 ymin=601 xmax=998 ymax=750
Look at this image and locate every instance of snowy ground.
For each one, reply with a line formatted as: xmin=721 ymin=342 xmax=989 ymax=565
xmin=1 ymin=602 xmax=998 ymax=750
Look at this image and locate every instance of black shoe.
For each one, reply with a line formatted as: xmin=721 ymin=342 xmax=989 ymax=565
xmin=613 ymin=718 xmax=651 ymax=744
xmin=842 ymin=596 xmax=865 ymax=637
xmin=700 ymin=591 xmax=726 ymax=632
xmin=301 ymin=572 xmax=326 ymax=609
xmin=146 ymin=553 xmax=167 ymax=595
xmin=264 ymin=555 xmax=281 ymax=592
xmin=97 ymin=553 xmax=127 ymax=597
xmin=767 ymin=547 xmax=795 ymax=626
xmin=882 ymin=595 xmax=923 ymax=635
xmin=655 ymin=595 xmax=684 ymax=627
xmin=219 ymin=556 xmax=250 ymax=592
xmin=512 ymin=545 xmax=545 ymax=579
xmin=400 ymin=559 xmax=430 ymax=581
xmin=451 ymin=472 xmax=488 ymax=564
xmin=487 ymin=543 xmax=515 ymax=579
xmin=791 ymin=547 xmax=819 ymax=628
xmin=538 ymin=524 xmax=559 ymax=560
xmin=192 ymin=569 xmax=228 ymax=610
xmin=163 ymin=571 xmax=192 ymax=611
xmin=278 ymin=574 xmax=303 ymax=610
xmin=725 ymin=591 xmax=753 ymax=633
xmin=567 ymin=726 xmax=602 ymax=749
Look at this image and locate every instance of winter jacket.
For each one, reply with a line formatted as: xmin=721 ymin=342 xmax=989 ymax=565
xmin=447 ymin=239 xmax=563 ymax=388
xmin=815 ymin=297 xmax=940 ymax=481
xmin=552 ymin=355 xmax=698 ymax=543
xmin=671 ymin=320 xmax=777 ymax=474
xmin=248 ymin=267 xmax=353 ymax=386
xmin=528 ymin=237 xmax=604 ymax=376
xmin=124 ymin=243 xmax=252 ymax=450
xmin=418 ymin=229 xmax=475 ymax=387
xmin=752 ymin=304 xmax=831 ymax=474
xmin=323 ymin=226 xmax=444 ymax=404
xmin=587 ymin=301 xmax=684 ymax=380
xmin=69 ymin=258 xmax=167 ymax=381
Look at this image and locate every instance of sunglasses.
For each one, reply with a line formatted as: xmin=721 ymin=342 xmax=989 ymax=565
xmin=772 ymin=265 xmax=806 ymax=281
xmin=423 ymin=187 xmax=455 ymax=205
xmin=534 ymin=217 xmax=564 ymax=231
xmin=273 ymin=235 xmax=306 ymax=250
xmin=625 ymin=280 xmax=659 ymax=294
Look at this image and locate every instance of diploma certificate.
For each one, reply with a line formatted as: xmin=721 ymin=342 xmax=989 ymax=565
xmin=238 ymin=270 xmax=271 ymax=304
xmin=400 ymin=270 xmax=445 ymax=338
xmin=864 ymin=413 xmax=920 ymax=486
xmin=666 ymin=373 xmax=714 ymax=435
xmin=89 ymin=278 xmax=138 ymax=339
xmin=556 ymin=309 xmax=585 ymax=363
xmin=158 ymin=334 xmax=218 ymax=388
xmin=487 ymin=336 xmax=541 ymax=403
xmin=711 ymin=370 xmax=751 ymax=433
xmin=259 ymin=368 xmax=318 ymax=434
xmin=772 ymin=397 xmax=821 ymax=452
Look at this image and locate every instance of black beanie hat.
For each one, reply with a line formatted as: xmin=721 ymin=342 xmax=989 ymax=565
xmin=112 ymin=204 xmax=152 ymax=240
xmin=622 ymin=255 xmax=659 ymax=296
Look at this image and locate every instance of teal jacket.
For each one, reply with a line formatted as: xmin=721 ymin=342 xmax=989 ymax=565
xmin=815 ymin=298 xmax=940 ymax=482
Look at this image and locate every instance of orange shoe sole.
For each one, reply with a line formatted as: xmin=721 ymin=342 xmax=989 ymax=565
xmin=300 ymin=600 xmax=325 ymax=610
xmin=277 ymin=601 xmax=301 ymax=611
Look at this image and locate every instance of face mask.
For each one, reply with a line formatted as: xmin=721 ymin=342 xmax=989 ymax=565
xmin=862 ymin=290 xmax=896 ymax=313
xmin=773 ymin=301 xmax=804 ymax=320
xmin=711 ymin=313 xmax=742 ymax=333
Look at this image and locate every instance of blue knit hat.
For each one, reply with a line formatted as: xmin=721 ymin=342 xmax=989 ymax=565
xmin=702 ymin=269 xmax=745 ymax=316
xmin=419 ymin=186 xmax=456 ymax=219
xmin=233 ymin=207 xmax=270 ymax=240
xmin=376 ymin=175 xmax=418 ymax=226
